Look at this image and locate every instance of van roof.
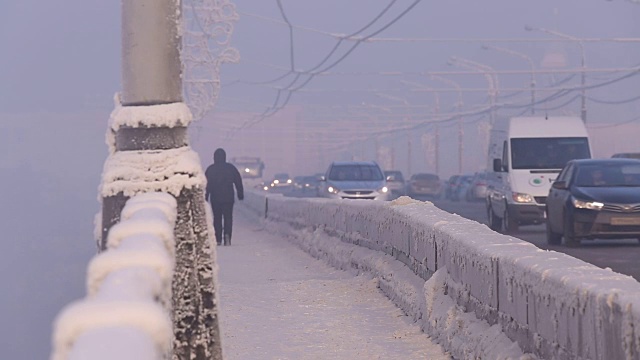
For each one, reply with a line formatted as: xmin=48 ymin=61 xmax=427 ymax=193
xmin=508 ymin=116 xmax=588 ymax=138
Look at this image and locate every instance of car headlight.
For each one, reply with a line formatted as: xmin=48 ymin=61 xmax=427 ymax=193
xmin=380 ymin=186 xmax=389 ymax=193
xmin=512 ymin=192 xmax=535 ymax=203
xmin=287 ymin=179 xmax=292 ymax=184
xmin=274 ymin=179 xmax=280 ymax=184
xmin=572 ymin=197 xmax=604 ymax=211
xmin=327 ymin=186 xmax=339 ymax=194
xmin=263 ymin=186 xmax=269 ymax=191
xmin=244 ymin=168 xmax=251 ymax=173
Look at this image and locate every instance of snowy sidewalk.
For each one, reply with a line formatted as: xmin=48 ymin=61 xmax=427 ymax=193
xmin=216 ymin=213 xmax=451 ymax=360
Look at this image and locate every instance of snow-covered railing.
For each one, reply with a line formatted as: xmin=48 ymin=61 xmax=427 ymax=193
xmin=51 ymin=193 xmax=177 ymax=360
xmin=241 ymin=188 xmax=266 ymax=218
xmin=240 ymin=189 xmax=280 ymax=219
xmin=242 ymin=191 xmax=640 ymax=360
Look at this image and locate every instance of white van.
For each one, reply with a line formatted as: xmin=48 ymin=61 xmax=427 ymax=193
xmin=486 ymin=116 xmax=592 ymax=232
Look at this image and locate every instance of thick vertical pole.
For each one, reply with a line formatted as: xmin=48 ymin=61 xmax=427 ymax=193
xmin=530 ymin=78 xmax=536 ymax=115
xmin=390 ymin=142 xmax=395 ymax=170
xmin=580 ymin=48 xmax=587 ymax=123
xmin=319 ymin=132 xmax=325 ymax=169
xmin=407 ymin=131 xmax=412 ymax=176
xmin=100 ymin=1 xmax=223 ymax=359
xmin=434 ymin=96 xmax=440 ymax=176
xmin=374 ymin=137 xmax=380 ymax=163
xmin=458 ymin=118 xmax=463 ymax=174
xmin=121 ymin=0 xmax=182 ymax=105
xmin=435 ymin=126 xmax=440 ymax=175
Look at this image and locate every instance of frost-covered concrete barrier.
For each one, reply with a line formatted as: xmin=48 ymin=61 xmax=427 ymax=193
xmin=51 ymin=193 xmax=176 ymax=360
xmin=243 ymin=192 xmax=640 ymax=360
xmin=242 ymin=189 xmax=282 ymax=219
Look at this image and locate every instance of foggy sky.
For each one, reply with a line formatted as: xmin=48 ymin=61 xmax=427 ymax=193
xmin=1 ymin=1 xmax=639 ymax=358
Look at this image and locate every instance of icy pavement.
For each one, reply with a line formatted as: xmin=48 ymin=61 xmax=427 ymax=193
xmin=216 ymin=214 xmax=451 ymax=360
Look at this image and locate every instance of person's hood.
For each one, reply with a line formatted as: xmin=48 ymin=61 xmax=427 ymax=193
xmin=214 ymin=148 xmax=226 ymax=164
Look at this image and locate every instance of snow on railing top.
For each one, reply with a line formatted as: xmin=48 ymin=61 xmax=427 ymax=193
xmin=105 ymin=96 xmax=193 ymax=154
xmin=99 ymin=146 xmax=206 ymax=197
xmin=51 ymin=192 xmax=177 ymax=360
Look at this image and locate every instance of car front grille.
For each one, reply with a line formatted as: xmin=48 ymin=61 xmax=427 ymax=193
xmin=597 ymin=224 xmax=640 ymax=232
xmin=602 ymin=204 xmax=640 ymax=213
xmin=534 ymin=196 xmax=547 ymax=205
xmin=342 ymin=196 xmax=375 ymax=200
xmin=343 ymin=190 xmax=374 ymax=195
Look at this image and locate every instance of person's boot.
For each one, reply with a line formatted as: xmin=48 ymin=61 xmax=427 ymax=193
xmin=224 ymin=234 xmax=231 ymax=246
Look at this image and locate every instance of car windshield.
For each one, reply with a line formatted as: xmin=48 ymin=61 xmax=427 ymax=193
xmin=329 ymin=165 xmax=383 ymax=181
xmin=574 ymin=163 xmax=640 ymax=187
xmin=511 ymin=137 xmax=590 ymax=170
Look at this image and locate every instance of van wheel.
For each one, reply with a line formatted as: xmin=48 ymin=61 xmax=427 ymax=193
xmin=546 ymin=218 xmax=562 ymax=245
xmin=503 ymin=207 xmax=519 ymax=233
xmin=487 ymin=206 xmax=502 ymax=231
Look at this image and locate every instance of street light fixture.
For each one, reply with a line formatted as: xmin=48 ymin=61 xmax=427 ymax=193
xmin=430 ymin=75 xmax=465 ymax=174
xmin=399 ymin=80 xmax=444 ymax=175
xmin=481 ymin=44 xmax=537 ymax=114
xmin=448 ymin=56 xmax=499 ymax=125
xmin=525 ymin=25 xmax=587 ymax=122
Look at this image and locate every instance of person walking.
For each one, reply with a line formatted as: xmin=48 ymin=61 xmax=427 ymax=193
xmin=205 ymin=148 xmax=244 ymax=246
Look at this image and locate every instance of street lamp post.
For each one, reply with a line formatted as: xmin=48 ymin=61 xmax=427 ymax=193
xmin=525 ymin=25 xmax=587 ymax=123
xmin=402 ymin=81 xmax=440 ymax=174
xmin=430 ymin=75 xmax=464 ymax=174
xmin=399 ymin=82 xmax=441 ymax=175
xmin=448 ymin=57 xmax=499 ymax=125
xmin=373 ymin=94 xmax=414 ymax=175
xmin=482 ymin=44 xmax=537 ymax=114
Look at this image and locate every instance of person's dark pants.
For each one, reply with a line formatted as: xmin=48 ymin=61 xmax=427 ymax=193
xmin=211 ymin=202 xmax=234 ymax=245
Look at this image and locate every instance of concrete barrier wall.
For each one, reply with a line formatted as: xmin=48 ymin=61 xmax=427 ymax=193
xmin=51 ymin=193 xmax=177 ymax=360
xmin=244 ymin=191 xmax=640 ymax=359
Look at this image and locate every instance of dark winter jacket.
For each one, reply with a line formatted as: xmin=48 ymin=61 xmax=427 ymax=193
xmin=205 ymin=149 xmax=244 ymax=204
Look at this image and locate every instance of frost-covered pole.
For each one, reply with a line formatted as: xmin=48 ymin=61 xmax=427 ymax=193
xmin=122 ymin=0 xmax=182 ymax=104
xmin=100 ymin=0 xmax=223 ymax=359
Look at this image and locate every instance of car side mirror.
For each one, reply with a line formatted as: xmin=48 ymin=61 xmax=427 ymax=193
xmin=320 ymin=176 xmax=326 ymax=181
xmin=493 ymin=159 xmax=503 ymax=172
xmin=552 ymin=181 xmax=568 ymax=190
xmin=386 ymin=175 xmax=393 ymax=181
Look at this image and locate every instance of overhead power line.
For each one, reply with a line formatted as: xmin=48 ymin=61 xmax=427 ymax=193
xmin=587 ymin=93 xmax=640 ymax=105
xmin=223 ymin=64 xmax=637 ymax=88
xmin=239 ymin=11 xmax=640 ymax=44
xmin=227 ymin=0 xmax=424 ymax=138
